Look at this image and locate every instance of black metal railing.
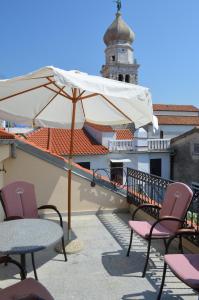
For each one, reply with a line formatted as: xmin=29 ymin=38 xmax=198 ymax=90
xmin=127 ymin=167 xmax=199 ymax=245
xmin=91 ymin=167 xmax=127 ymax=192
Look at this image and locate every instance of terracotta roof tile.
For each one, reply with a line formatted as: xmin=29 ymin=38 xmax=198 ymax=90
xmin=157 ymin=116 xmax=199 ymax=125
xmin=115 ymin=129 xmax=133 ymax=140
xmin=85 ymin=122 xmax=114 ymax=132
xmin=26 ymin=128 xmax=108 ymax=156
xmin=153 ymin=104 xmax=199 ymax=112
xmin=0 ymin=129 xmax=15 ymax=139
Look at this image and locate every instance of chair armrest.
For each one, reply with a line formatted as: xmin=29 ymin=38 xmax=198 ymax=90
xmin=4 ymin=216 xmax=24 ymax=221
xmin=38 ymin=205 xmax=63 ymax=228
xmin=132 ymin=204 xmax=161 ymax=220
xmin=176 ymin=228 xmax=199 ymax=237
xmin=38 ymin=204 xmax=57 ymax=211
xmin=0 ymin=256 xmax=26 ymax=280
xmin=149 ymin=216 xmax=184 ymax=238
xmin=165 ymin=228 xmax=199 ymax=253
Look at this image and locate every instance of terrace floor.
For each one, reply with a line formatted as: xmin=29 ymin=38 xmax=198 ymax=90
xmin=0 ymin=213 xmax=198 ymax=300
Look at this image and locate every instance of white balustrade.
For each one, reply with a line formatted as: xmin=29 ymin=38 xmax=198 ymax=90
xmin=147 ymin=139 xmax=170 ymax=150
xmin=108 ymin=140 xmax=135 ymax=152
xmin=108 ymin=138 xmax=170 ymax=152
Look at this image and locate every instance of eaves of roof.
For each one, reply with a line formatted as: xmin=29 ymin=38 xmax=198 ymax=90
xmin=157 ymin=116 xmax=199 ymax=125
xmin=153 ymin=104 xmax=199 ymax=112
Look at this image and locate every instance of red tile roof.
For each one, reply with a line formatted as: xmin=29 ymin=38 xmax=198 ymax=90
xmin=153 ymin=104 xmax=199 ymax=112
xmin=157 ymin=116 xmax=199 ymax=125
xmin=25 ymin=128 xmax=109 ymax=156
xmin=115 ymin=129 xmax=133 ymax=140
xmin=85 ymin=122 xmax=114 ymax=132
xmin=0 ymin=129 xmax=15 ymax=139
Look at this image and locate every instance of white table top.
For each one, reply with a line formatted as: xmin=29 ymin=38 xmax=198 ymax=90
xmin=0 ymin=218 xmax=63 ymax=255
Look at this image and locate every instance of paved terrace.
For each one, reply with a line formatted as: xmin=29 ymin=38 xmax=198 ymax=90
xmin=0 ymin=213 xmax=198 ymax=300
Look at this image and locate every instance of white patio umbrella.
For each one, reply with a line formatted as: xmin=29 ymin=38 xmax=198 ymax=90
xmin=0 ymin=66 xmax=157 ymax=245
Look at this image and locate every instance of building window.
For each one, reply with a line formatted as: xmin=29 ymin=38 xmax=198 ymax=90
xmin=193 ymin=143 xmax=199 ymax=154
xmin=118 ymin=74 xmax=123 ymax=81
xmin=160 ymin=130 xmax=164 ymax=139
xmin=77 ymin=162 xmax=90 ymax=170
xmin=125 ymin=74 xmax=130 ymax=83
xmin=111 ymin=56 xmax=115 ymax=61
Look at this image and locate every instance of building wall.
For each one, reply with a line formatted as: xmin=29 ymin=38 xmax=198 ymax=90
xmin=154 ymin=111 xmax=199 ymax=117
xmin=3 ymin=149 xmax=128 ymax=221
xmin=148 ymin=124 xmax=194 ymax=139
xmin=0 ymin=144 xmax=12 ymax=220
xmin=171 ymin=132 xmax=199 ymax=186
xmin=135 ymin=152 xmax=170 ymax=179
xmin=73 ymin=151 xmax=170 ymax=180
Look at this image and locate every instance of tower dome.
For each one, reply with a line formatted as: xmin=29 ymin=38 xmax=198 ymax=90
xmin=103 ymin=12 xmax=135 ymax=46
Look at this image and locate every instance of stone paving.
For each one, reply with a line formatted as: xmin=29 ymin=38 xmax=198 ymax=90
xmin=0 ymin=213 xmax=198 ymax=300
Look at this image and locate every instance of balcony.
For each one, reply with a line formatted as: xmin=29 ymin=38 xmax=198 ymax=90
xmin=148 ymin=139 xmax=170 ymax=151
xmin=108 ymin=138 xmax=170 ymax=152
xmin=108 ymin=139 xmax=135 ymax=152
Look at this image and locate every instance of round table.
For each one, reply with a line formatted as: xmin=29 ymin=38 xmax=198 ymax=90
xmin=0 ymin=219 xmax=63 ymax=279
xmin=0 ymin=219 xmax=63 ymax=254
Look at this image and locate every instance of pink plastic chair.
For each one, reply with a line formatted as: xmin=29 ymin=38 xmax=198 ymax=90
xmin=0 ymin=181 xmax=67 ymax=280
xmin=126 ymin=182 xmax=193 ymax=277
xmin=157 ymin=229 xmax=199 ymax=299
xmin=0 ymin=256 xmax=54 ymax=300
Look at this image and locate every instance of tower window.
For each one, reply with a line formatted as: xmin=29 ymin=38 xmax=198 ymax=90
xmin=111 ymin=56 xmax=115 ymax=61
xmin=118 ymin=74 xmax=123 ymax=81
xmin=125 ymin=74 xmax=130 ymax=83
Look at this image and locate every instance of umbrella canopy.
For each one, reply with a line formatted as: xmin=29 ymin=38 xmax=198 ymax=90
xmin=0 ymin=66 xmax=155 ymax=129
xmin=0 ymin=66 xmax=157 ymax=240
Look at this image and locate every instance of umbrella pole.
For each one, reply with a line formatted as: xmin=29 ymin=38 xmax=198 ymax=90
xmin=67 ymin=95 xmax=77 ymax=241
xmin=56 ymin=90 xmax=84 ymax=254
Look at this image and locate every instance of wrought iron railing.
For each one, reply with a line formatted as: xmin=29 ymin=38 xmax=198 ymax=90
xmin=127 ymin=168 xmax=199 ymax=245
xmin=91 ymin=167 xmax=127 ymax=192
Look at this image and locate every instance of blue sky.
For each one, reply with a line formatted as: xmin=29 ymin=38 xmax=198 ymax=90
xmin=0 ymin=0 xmax=199 ymax=106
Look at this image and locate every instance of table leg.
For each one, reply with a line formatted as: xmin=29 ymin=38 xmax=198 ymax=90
xmin=20 ymin=254 xmax=27 ymax=277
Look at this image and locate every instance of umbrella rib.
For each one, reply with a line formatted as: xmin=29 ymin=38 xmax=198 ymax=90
xmin=80 ymin=99 xmax=86 ymax=119
xmin=46 ymin=77 xmax=73 ymax=100
xmin=100 ymin=95 xmax=133 ymax=122
xmin=79 ymin=93 xmax=99 ymax=100
xmin=33 ymin=86 xmax=66 ymax=123
xmin=44 ymin=86 xmax=71 ymax=99
xmin=0 ymin=82 xmax=55 ymax=102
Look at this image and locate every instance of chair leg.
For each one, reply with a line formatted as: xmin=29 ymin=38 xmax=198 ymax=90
xmin=20 ymin=254 xmax=27 ymax=277
xmin=61 ymin=237 xmax=67 ymax=261
xmin=179 ymin=236 xmax=183 ymax=253
xmin=163 ymin=239 xmax=167 ymax=250
xmin=31 ymin=253 xmax=38 ymax=281
xmin=142 ymin=238 xmax=152 ymax=277
xmin=126 ymin=229 xmax=133 ymax=257
xmin=157 ymin=262 xmax=167 ymax=300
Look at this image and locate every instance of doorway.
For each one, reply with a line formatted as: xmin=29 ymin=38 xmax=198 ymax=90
xmin=110 ymin=162 xmax=123 ymax=185
xmin=150 ymin=158 xmax=161 ymax=177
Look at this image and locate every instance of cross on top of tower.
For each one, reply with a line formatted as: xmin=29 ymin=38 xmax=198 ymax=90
xmin=115 ymin=0 xmax=122 ymax=13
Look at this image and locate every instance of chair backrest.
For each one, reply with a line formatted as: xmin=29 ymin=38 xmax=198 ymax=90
xmin=159 ymin=182 xmax=193 ymax=232
xmin=1 ymin=181 xmax=39 ymax=218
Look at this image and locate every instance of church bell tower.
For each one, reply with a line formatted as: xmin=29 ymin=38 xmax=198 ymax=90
xmin=101 ymin=1 xmax=139 ymax=84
